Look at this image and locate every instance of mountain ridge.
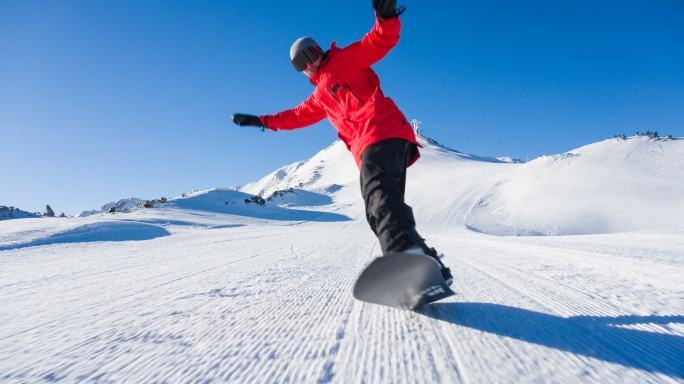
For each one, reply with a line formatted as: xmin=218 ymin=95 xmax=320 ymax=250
xmin=10 ymin=133 xmax=682 ymax=237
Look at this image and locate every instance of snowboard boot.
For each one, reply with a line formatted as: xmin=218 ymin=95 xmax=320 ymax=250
xmin=403 ymin=230 xmax=453 ymax=286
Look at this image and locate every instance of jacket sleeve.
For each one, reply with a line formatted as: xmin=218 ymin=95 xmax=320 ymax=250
xmin=336 ymin=16 xmax=401 ymax=69
xmin=260 ymin=94 xmax=326 ymax=131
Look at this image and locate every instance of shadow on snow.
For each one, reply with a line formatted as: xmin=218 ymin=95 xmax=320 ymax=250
xmin=419 ymin=302 xmax=684 ymax=379
xmin=0 ymin=221 xmax=171 ymax=251
xmin=122 ymin=218 xmax=244 ymax=230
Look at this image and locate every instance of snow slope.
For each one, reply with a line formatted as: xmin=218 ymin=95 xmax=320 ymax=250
xmin=168 ymin=188 xmax=349 ymax=222
xmin=1 ymin=135 xmax=682 ymax=383
xmin=466 ymin=137 xmax=684 ymax=235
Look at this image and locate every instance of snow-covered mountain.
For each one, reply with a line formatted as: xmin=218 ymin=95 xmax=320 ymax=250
xmin=240 ymin=135 xmax=518 ymax=199
xmin=241 ymin=140 xmax=359 ymax=199
xmin=75 ymin=133 xmax=684 ymax=236
xmin=2 ymin=134 xmax=682 ymax=383
xmin=78 ymin=198 xmax=148 ymax=217
xmin=167 ymin=187 xmax=348 ymax=222
xmin=243 ymin=134 xmax=684 ymax=236
xmin=466 ymin=136 xmax=684 ymax=235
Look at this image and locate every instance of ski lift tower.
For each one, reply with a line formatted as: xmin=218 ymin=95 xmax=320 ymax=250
xmin=410 ymin=118 xmax=422 ymax=135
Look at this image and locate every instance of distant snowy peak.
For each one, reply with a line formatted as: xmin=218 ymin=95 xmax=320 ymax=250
xmin=0 ymin=206 xmax=40 ymax=221
xmin=241 ymin=140 xmax=358 ymax=198
xmin=79 ymin=198 xmax=147 ymax=217
xmin=78 ymin=185 xmax=248 ymax=217
xmin=241 ymin=134 xmax=520 ymax=198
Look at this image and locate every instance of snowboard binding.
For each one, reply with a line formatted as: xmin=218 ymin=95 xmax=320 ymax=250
xmin=406 ymin=229 xmax=453 ymax=286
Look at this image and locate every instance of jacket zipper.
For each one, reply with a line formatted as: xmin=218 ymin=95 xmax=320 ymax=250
xmin=327 ymin=84 xmax=365 ymax=106
xmin=343 ymin=84 xmax=364 ymax=103
xmin=327 ymin=86 xmax=342 ymax=105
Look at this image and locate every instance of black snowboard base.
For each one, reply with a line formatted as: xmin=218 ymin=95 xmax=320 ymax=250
xmin=353 ymin=252 xmax=455 ymax=310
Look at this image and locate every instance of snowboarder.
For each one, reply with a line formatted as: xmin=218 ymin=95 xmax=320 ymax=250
xmin=232 ymin=0 xmax=452 ymax=285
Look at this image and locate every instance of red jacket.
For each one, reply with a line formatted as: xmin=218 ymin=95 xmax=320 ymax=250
xmin=260 ymin=16 xmax=420 ymax=169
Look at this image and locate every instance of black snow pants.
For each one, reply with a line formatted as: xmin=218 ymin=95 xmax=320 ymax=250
xmin=360 ymin=138 xmax=419 ymax=255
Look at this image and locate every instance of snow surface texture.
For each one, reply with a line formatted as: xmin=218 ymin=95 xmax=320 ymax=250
xmin=466 ymin=137 xmax=684 ymax=235
xmin=1 ymin=135 xmax=683 ymax=383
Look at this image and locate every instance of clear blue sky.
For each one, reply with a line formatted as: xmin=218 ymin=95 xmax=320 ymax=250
xmin=2 ymin=0 xmax=683 ymax=215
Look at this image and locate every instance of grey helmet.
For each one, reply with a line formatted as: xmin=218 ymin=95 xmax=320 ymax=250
xmin=290 ymin=36 xmax=323 ymax=72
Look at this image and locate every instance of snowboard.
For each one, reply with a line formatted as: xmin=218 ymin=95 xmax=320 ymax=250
xmin=353 ymin=252 xmax=455 ymax=310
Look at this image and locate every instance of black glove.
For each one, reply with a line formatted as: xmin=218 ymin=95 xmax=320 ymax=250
xmin=232 ymin=113 xmax=263 ymax=127
xmin=373 ymin=0 xmax=406 ymax=20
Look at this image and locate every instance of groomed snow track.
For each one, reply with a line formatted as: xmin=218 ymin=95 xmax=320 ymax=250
xmin=1 ymin=217 xmax=682 ymax=383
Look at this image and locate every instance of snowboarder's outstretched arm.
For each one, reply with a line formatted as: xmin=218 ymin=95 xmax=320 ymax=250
xmin=231 ymin=95 xmax=326 ymax=131
xmin=335 ymin=0 xmax=406 ymax=69
xmin=259 ymin=94 xmax=326 ymax=131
